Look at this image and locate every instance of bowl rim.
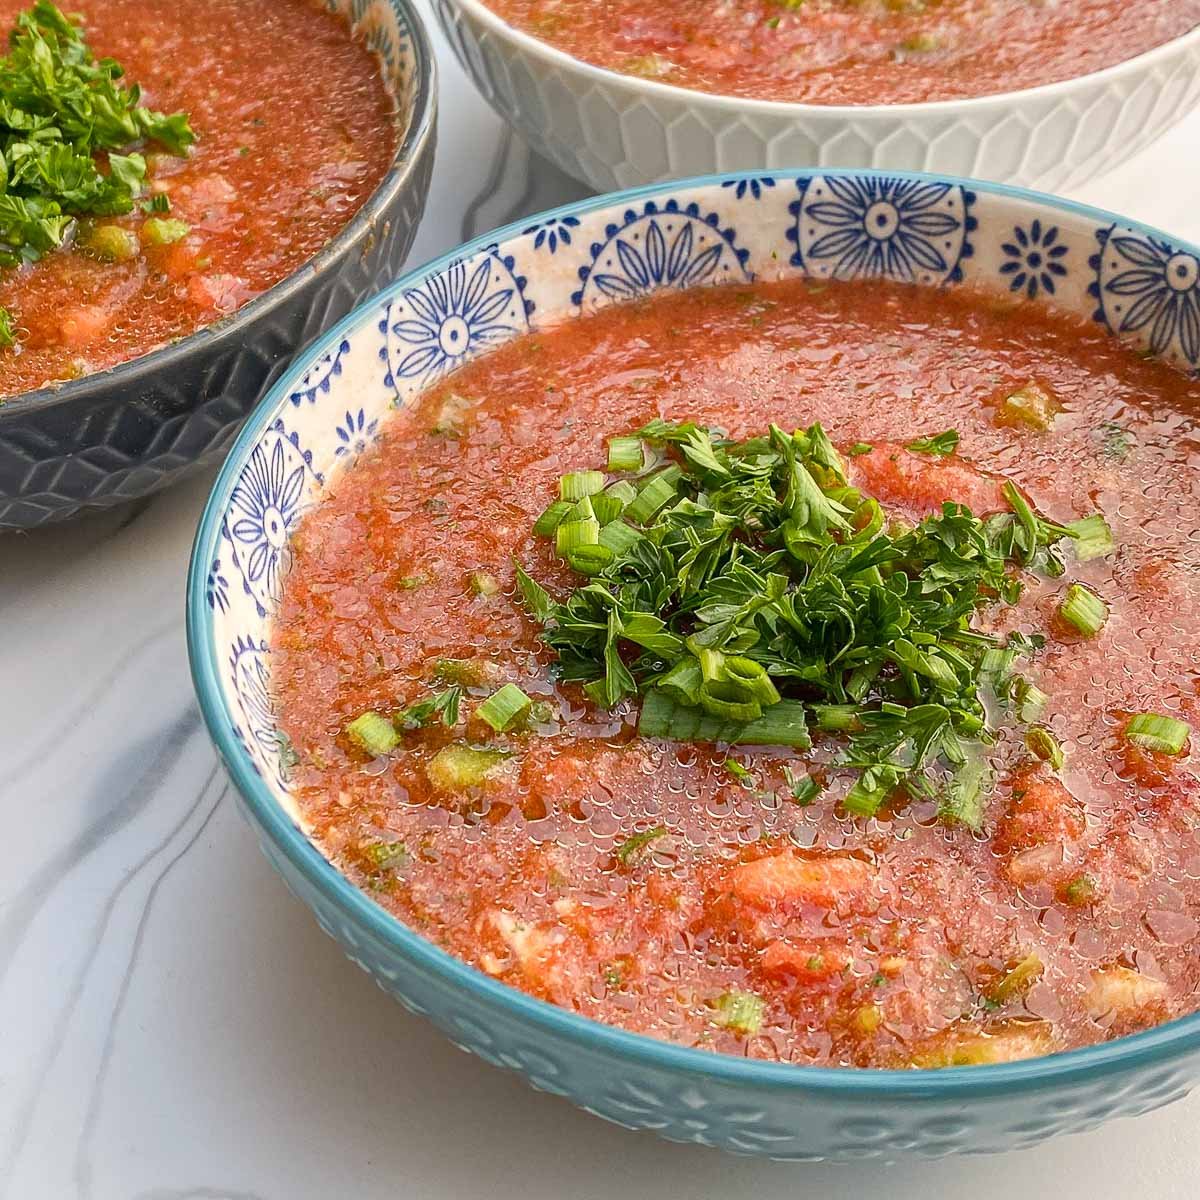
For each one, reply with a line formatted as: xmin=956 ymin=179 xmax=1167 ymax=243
xmin=189 ymin=167 xmax=1200 ymax=1098
xmin=0 ymin=0 xmax=437 ymax=422
xmin=442 ymin=0 xmax=1200 ymax=119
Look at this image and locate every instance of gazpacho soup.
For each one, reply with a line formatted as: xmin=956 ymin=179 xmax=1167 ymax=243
xmin=0 ymin=0 xmax=396 ymax=398
xmin=273 ymin=269 xmax=1200 ymax=1069
xmin=481 ymin=0 xmax=1200 ymax=107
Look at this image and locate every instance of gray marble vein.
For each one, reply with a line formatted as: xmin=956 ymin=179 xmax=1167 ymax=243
xmin=3 ymin=2 xmax=1200 ymax=1197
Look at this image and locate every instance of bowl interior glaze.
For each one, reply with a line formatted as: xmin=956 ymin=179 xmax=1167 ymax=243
xmin=188 ymin=170 xmax=1200 ymax=1159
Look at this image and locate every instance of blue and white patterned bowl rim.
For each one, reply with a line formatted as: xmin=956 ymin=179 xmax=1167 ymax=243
xmin=188 ymin=169 xmax=1200 ymax=1096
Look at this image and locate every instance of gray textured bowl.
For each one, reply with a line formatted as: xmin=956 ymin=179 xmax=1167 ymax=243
xmin=0 ymin=0 xmax=436 ymax=529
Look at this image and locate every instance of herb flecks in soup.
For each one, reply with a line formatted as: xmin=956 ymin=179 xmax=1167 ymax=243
xmin=273 ymin=278 xmax=1200 ymax=1068
xmin=484 ymin=0 xmax=1200 ymax=106
xmin=0 ymin=0 xmax=396 ymax=396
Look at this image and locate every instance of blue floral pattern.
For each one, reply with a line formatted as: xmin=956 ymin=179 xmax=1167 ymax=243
xmin=288 ymin=338 xmax=350 ymax=406
xmin=524 ymin=215 xmax=580 ymax=254
xmin=789 ymin=176 xmax=975 ymax=285
xmin=229 ymin=635 xmax=286 ymax=786
xmin=1091 ymin=227 xmax=1200 ymax=369
xmin=334 ymin=408 xmax=380 ymax=459
xmin=226 ymin=422 xmax=321 ymax=617
xmin=721 ymin=176 xmax=776 ymax=201
xmin=1000 ymin=220 xmax=1069 ymax=299
xmin=380 ymin=248 xmax=531 ymax=401
xmin=572 ymin=200 xmax=751 ymax=307
xmin=205 ymin=557 xmax=230 ymax=613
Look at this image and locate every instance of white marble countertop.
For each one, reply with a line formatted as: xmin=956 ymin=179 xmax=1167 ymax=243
xmin=5 ymin=7 xmax=1200 ymax=1197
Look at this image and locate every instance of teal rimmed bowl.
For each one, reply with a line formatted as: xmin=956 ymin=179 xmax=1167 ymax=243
xmin=187 ymin=170 xmax=1200 ymax=1161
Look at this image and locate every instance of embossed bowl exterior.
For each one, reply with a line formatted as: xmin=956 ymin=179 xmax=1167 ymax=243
xmin=432 ymin=0 xmax=1200 ymax=195
xmin=0 ymin=0 xmax=436 ymax=529
xmin=189 ymin=171 xmax=1200 ymax=1160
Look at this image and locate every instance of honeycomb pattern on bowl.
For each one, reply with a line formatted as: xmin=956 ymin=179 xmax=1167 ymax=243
xmin=433 ymin=0 xmax=1200 ymax=194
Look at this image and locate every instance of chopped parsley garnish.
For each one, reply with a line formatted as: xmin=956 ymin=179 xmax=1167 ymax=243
xmin=906 ymin=429 xmax=959 ymax=457
xmin=0 ymin=2 xmax=194 ymax=339
xmin=518 ymin=420 xmax=1105 ymax=828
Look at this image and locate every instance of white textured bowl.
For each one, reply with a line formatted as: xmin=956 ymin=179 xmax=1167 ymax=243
xmin=433 ymin=0 xmax=1200 ymax=193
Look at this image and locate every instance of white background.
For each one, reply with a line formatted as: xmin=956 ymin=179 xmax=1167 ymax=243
xmin=3 ymin=3 xmax=1200 ymax=1196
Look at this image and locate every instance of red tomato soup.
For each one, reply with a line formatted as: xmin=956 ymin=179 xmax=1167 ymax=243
xmin=483 ymin=0 xmax=1200 ymax=106
xmin=0 ymin=0 xmax=395 ymax=397
xmin=273 ymin=277 xmax=1200 ymax=1068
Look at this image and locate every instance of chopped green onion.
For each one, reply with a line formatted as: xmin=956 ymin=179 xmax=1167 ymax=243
xmin=533 ymin=500 xmax=573 ymax=537
xmin=605 ymin=479 xmax=639 ymax=505
xmin=1026 ymin=727 xmax=1064 ymax=770
xmin=843 ymin=766 xmax=899 ymax=818
xmin=1012 ymin=677 xmax=1048 ymax=722
xmin=556 ymin=516 xmax=600 ymax=556
xmin=813 ymin=704 xmax=863 ymax=733
xmin=425 ymin=743 xmax=511 ymax=791
xmin=567 ymin=544 xmax=615 ymax=575
xmin=361 ymin=841 xmax=409 ymax=871
xmin=607 ymin=436 xmax=643 ymax=472
xmin=590 ymin=492 xmax=625 ymax=526
xmin=1124 ymin=713 xmax=1190 ymax=756
xmin=724 ymin=657 xmax=782 ymax=706
xmin=713 ymin=989 xmax=765 ymax=1036
xmin=345 ymin=711 xmax=399 ymax=757
xmin=638 ymin=691 xmax=810 ymax=749
xmin=470 ymin=571 xmax=501 ymax=597
xmin=598 ymin=520 xmax=643 ymax=556
xmin=625 ymin=471 xmax=679 ymax=523
xmin=559 ymin=470 xmax=605 ymax=501
xmin=656 ymin=657 xmax=703 ymax=705
xmin=476 ymin=683 xmax=533 ymax=732
xmin=698 ymin=680 xmax=762 ymax=723
xmin=433 ymin=658 xmax=488 ymax=687
xmin=1066 ymin=513 xmax=1115 ymax=562
xmin=77 ymin=222 xmax=139 ymax=262
xmin=1060 ymin=875 xmax=1098 ymax=907
xmin=938 ymin=757 xmax=990 ymax=832
xmin=1058 ymin=583 xmax=1108 ymax=637
xmin=986 ymin=951 xmax=1043 ymax=1005
xmin=846 ymin=442 xmax=873 ymax=456
xmin=615 ymin=825 xmax=667 ymax=865
xmin=140 ymin=216 xmax=189 ymax=245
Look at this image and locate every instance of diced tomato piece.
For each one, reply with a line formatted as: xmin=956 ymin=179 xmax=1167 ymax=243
xmin=57 ymin=304 xmax=115 ymax=348
xmin=760 ymin=938 xmax=852 ymax=984
xmin=996 ymin=771 xmax=1085 ymax=854
xmin=731 ymin=851 xmax=871 ymax=908
xmin=188 ymin=273 xmax=252 ymax=313
xmin=848 ymin=443 xmax=1007 ymax=518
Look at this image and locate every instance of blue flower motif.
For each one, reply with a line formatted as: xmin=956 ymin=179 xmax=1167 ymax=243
xmin=334 ymin=408 xmax=379 ymax=458
xmin=722 ymin=177 xmax=776 ymax=201
xmin=790 ymin=176 xmax=974 ymax=285
xmin=381 ymin=251 xmax=530 ymax=396
xmin=228 ymin=436 xmax=308 ymax=613
xmin=228 ymin=636 xmax=286 ymax=784
xmin=206 ymin=557 xmax=230 ymax=613
xmin=1000 ymin=220 xmax=1069 ymax=298
xmin=1091 ymin=229 xmax=1200 ymax=367
xmin=524 ymin=215 xmax=580 ymax=254
xmin=289 ymin=338 xmax=350 ymax=406
xmin=572 ymin=200 xmax=750 ymax=307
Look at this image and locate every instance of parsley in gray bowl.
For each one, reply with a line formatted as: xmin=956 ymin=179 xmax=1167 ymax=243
xmin=0 ymin=0 xmax=435 ymax=528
